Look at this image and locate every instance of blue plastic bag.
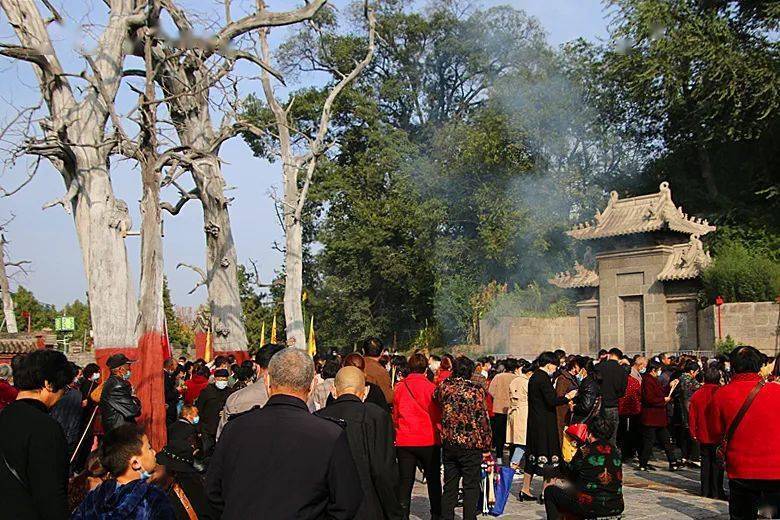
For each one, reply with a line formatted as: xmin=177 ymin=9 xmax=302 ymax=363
xmin=479 ymin=465 xmax=516 ymax=516
xmin=488 ymin=465 xmax=515 ymax=516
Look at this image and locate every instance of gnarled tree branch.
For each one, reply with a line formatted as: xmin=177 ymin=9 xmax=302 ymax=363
xmin=177 ymin=262 xmax=207 ymax=294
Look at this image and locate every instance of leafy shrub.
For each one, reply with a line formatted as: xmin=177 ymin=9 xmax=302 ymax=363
xmin=701 ymin=241 xmax=780 ymax=305
xmin=485 ymin=282 xmax=576 ymax=322
xmin=714 ymin=335 xmax=743 ymax=356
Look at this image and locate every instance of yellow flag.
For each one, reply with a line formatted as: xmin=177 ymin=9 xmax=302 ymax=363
xmin=260 ymin=321 xmax=266 ymax=346
xmin=270 ymin=314 xmax=277 ymax=344
xmin=307 ymin=315 xmax=316 ymax=356
xmin=205 ymin=328 xmax=213 ymax=363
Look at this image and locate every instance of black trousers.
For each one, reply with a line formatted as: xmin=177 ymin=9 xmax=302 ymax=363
xmin=729 ymin=479 xmax=780 ymax=520
xmin=490 ymin=413 xmax=507 ymax=463
xmin=699 ymin=444 xmax=725 ymax=499
xmin=397 ymin=445 xmax=442 ymax=519
xmin=201 ymin=432 xmax=217 ymax=458
xmin=441 ymin=446 xmax=482 ymax=520
xmin=601 ymin=407 xmax=619 ymax=445
xmin=617 ymin=415 xmax=641 ymax=460
xmin=640 ymin=425 xmax=675 ymax=466
xmin=677 ymin=425 xmax=699 ymax=461
xmin=544 ymin=485 xmax=586 ymax=520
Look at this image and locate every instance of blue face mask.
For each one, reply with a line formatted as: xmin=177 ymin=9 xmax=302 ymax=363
xmin=576 ymin=373 xmax=585 ymax=383
xmin=139 ymin=469 xmax=152 ymax=481
xmin=123 ymin=370 xmax=132 ymax=381
xmin=192 ymin=416 xmax=200 ymax=425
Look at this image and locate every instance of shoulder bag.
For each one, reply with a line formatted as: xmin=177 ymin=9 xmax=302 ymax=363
xmin=716 ymin=379 xmax=765 ymax=469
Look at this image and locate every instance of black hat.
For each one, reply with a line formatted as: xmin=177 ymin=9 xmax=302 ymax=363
xmin=106 ymin=353 xmax=136 ymax=370
xmin=214 ymin=369 xmax=229 ymax=378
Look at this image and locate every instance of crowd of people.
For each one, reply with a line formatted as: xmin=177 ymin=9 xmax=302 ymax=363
xmin=0 ymin=340 xmax=778 ymax=519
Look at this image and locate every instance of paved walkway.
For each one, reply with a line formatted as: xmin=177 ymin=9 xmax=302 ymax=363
xmin=410 ymin=462 xmax=729 ymax=519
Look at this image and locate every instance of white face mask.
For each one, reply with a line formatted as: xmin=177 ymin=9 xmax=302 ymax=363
xmin=480 ymin=370 xmax=488 ymax=378
xmin=90 ymin=373 xmax=100 ymax=382
xmin=215 ymin=380 xmax=228 ymax=390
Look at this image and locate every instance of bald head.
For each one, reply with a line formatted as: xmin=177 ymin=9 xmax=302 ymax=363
xmin=334 ymin=366 xmax=366 ymax=398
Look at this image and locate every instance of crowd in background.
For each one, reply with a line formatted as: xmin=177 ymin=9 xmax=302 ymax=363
xmin=0 ymin=340 xmax=778 ymax=520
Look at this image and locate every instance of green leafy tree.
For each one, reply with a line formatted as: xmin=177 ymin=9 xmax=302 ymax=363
xmin=12 ymin=286 xmax=57 ymax=332
xmin=701 ymin=241 xmax=780 ymax=304
xmin=163 ymin=277 xmax=193 ymax=348
xmin=584 ymin=0 xmax=780 ymax=224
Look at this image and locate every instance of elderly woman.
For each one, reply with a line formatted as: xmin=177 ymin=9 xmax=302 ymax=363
xmin=543 ymin=416 xmax=625 ymax=520
xmin=435 ymin=356 xmax=492 ymax=520
xmin=0 ymin=363 xmax=17 ymax=412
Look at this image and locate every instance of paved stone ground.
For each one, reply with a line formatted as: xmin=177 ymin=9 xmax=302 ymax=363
xmin=410 ymin=460 xmax=730 ymax=519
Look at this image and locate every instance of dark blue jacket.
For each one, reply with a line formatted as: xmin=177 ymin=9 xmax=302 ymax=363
xmin=71 ymin=479 xmax=175 ymax=519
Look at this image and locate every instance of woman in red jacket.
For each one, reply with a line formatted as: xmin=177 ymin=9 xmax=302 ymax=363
xmin=639 ymin=360 xmax=679 ymax=471
xmin=183 ymin=365 xmax=210 ymax=405
xmin=711 ymin=346 xmax=780 ymax=519
xmin=688 ymin=366 xmax=725 ymax=499
xmin=393 ymin=353 xmax=442 ymax=520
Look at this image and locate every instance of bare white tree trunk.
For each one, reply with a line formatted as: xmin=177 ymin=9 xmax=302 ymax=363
xmin=191 ymin=155 xmax=247 ymax=352
xmin=0 ymin=0 xmax=143 ymax=349
xmin=0 ymin=236 xmax=18 ymax=333
xmin=153 ymin=0 xmax=330 ymax=353
xmin=72 ymin=166 xmax=138 ymax=348
xmin=283 ymin=162 xmax=306 ymax=348
xmin=253 ymin=11 xmax=376 ymax=349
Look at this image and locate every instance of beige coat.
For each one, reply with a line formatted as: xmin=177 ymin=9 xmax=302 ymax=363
xmin=506 ymin=373 xmax=530 ymax=445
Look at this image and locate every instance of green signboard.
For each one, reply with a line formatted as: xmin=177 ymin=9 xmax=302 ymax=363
xmin=55 ymin=316 xmax=75 ymax=332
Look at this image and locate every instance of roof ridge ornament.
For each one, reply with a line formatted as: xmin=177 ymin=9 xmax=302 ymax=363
xmin=567 ymin=181 xmax=715 ymax=240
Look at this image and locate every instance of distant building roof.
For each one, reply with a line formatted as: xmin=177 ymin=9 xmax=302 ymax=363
xmin=657 ymin=235 xmax=712 ymax=282
xmin=549 ymin=262 xmax=599 ymax=289
xmin=0 ymin=332 xmax=57 ymax=355
xmin=568 ymin=182 xmax=716 ymax=240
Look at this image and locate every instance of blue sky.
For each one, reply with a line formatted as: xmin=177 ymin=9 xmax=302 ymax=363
xmin=0 ymin=0 xmax=608 ymax=309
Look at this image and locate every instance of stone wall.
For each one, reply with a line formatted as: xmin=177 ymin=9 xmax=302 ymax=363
xmin=479 ymin=316 xmax=580 ymax=358
xmin=698 ymin=302 xmax=779 ymax=355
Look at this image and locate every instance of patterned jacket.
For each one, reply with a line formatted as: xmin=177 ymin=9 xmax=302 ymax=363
xmin=569 ymin=440 xmax=624 ymax=517
xmin=434 ymin=377 xmax=492 ymax=451
xmin=72 ymin=479 xmax=175 ymax=519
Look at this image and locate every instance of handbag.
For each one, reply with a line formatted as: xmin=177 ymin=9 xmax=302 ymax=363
xmin=565 ymin=396 xmax=602 ymax=444
xmin=561 ymin=431 xmax=579 ymax=463
xmin=716 ymin=379 xmax=765 ymax=469
xmin=562 ymin=396 xmax=601 ymax=463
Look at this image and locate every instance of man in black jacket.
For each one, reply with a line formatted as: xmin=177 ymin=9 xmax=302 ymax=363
xmin=50 ymin=362 xmax=84 ymax=470
xmin=195 ymin=368 xmax=232 ymax=458
xmin=206 ymin=348 xmax=362 ymax=519
xmin=596 ymin=348 xmax=628 ymax=444
xmin=100 ymin=353 xmax=142 ymax=432
xmin=163 ymin=357 xmax=179 ymax=424
xmin=0 ymin=349 xmax=76 ymax=519
xmin=316 ymin=366 xmax=403 ymax=520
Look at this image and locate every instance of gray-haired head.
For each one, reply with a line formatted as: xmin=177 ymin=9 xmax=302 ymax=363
xmin=267 ymin=348 xmax=314 ymax=393
xmin=0 ymin=364 xmax=10 ymax=379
